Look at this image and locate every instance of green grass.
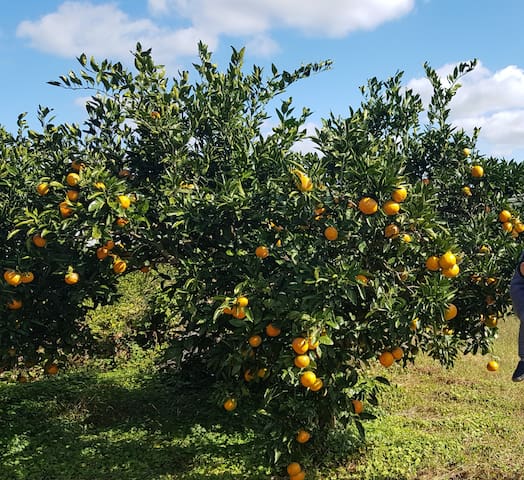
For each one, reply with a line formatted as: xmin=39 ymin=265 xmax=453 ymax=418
xmin=2 ymin=317 xmax=524 ymax=479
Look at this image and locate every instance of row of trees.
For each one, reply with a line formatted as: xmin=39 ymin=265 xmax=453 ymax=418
xmin=2 ymin=43 xmax=524 ymax=474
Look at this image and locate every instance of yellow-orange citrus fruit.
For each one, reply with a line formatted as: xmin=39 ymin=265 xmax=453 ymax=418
xmin=116 ymin=217 xmax=129 ymax=227
xmin=358 ymin=196 xmax=378 ymax=215
xmin=439 ymin=251 xmax=456 ymax=269
xmin=4 ymin=270 xmax=22 ymax=287
xmin=462 ymin=186 xmax=472 ymax=196
xmin=292 ymin=169 xmax=313 ymax=192
xmin=265 ymin=323 xmax=281 ymax=337
xmin=309 ymin=378 xmax=323 ymax=391
xmin=384 ymin=223 xmax=400 ymax=238
xmin=67 ymin=190 xmax=79 ymax=202
xmin=391 ymin=346 xmax=404 ymax=360
xmin=113 ymin=259 xmax=127 ymax=274
xmin=248 ymin=335 xmax=262 ymax=348
xmin=300 ymin=371 xmax=317 ymax=388
xmin=66 ymin=172 xmax=80 ymax=186
xmin=257 ymin=368 xmax=267 ymax=378
xmin=324 ymin=226 xmax=338 ymax=241
xmin=485 ymin=315 xmax=498 ymax=328
xmin=471 ymin=165 xmax=484 ymax=178
xmin=290 ymin=472 xmax=306 ymax=480
xmin=294 ymin=354 xmax=310 ymax=369
xmin=442 ymin=264 xmax=460 ymax=278
xmin=352 ymin=399 xmax=364 ymax=414
xmin=515 ymin=221 xmax=524 ymax=233
xmin=409 ymin=317 xmax=419 ymax=330
xmin=287 ymin=463 xmax=302 ymax=476
xmin=223 ymin=307 xmax=233 ymax=315
xmin=307 ymin=337 xmax=319 ymax=350
xmin=382 ymin=200 xmax=400 ymax=216
xmin=401 ymin=234 xmax=412 ymax=243
xmin=486 ymin=360 xmax=499 ymax=372
xmin=20 ymin=272 xmax=34 ymax=284
xmin=444 ymin=304 xmax=458 ymax=321
xmin=117 ymin=195 xmax=131 ymax=209
xmin=150 ymin=111 xmax=161 ymax=119
xmin=463 ymin=147 xmax=471 ymax=157
xmin=498 ymin=210 xmax=512 ymax=222
xmin=292 ymin=337 xmax=309 ymax=355
xmin=231 ymin=306 xmax=246 ymax=319
xmin=355 ymin=274 xmax=369 ymax=284
xmin=71 ymin=159 xmax=85 ymax=171
xmin=105 ymin=240 xmax=115 ymax=250
xmin=236 ymin=296 xmax=249 ymax=308
xmin=243 ymin=370 xmax=255 ymax=382
xmin=379 ymin=351 xmax=395 ymax=367
xmin=426 ymin=256 xmax=440 ymax=271
xmin=96 ymin=246 xmax=109 ymax=260
xmin=502 ymin=221 xmax=513 ymax=232
xmin=296 ymin=430 xmax=311 ymax=443
xmin=36 ymin=182 xmax=49 ymax=195
xmin=223 ymin=398 xmax=237 ymax=411
xmin=64 ymin=271 xmax=79 ymax=285
xmin=32 ymin=234 xmax=47 ymax=248
xmin=119 ymin=169 xmax=131 ymax=178
xmin=7 ymin=298 xmax=22 ymax=310
xmin=59 ymin=201 xmax=73 ymax=218
xmin=391 ymin=187 xmax=407 ymax=203
xmin=255 ymin=246 xmax=269 ymax=259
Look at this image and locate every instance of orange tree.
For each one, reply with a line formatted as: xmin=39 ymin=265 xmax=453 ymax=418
xmin=2 ymin=44 xmax=524 ymax=473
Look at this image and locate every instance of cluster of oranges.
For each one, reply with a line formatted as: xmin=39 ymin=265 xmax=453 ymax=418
xmin=498 ymin=209 xmax=524 ymax=237
xmin=425 ymin=251 xmax=460 ymax=278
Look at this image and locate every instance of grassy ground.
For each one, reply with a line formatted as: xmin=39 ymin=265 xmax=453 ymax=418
xmin=1 ymin=317 xmax=523 ymax=480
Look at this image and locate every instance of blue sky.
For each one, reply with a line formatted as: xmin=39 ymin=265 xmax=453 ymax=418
xmin=2 ymin=0 xmax=524 ymax=159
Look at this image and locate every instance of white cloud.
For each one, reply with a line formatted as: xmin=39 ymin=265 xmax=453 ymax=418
xmin=16 ymin=2 xmax=216 ymax=66
xmin=407 ymin=61 xmax=524 ymax=158
xmin=169 ymin=0 xmax=414 ymax=38
xmin=148 ymin=0 xmax=170 ymax=15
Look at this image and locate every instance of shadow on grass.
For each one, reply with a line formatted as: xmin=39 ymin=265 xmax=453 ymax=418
xmin=0 ymin=367 xmax=276 ymax=480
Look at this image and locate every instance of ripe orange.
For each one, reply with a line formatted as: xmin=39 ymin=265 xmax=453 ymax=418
xmin=426 ymin=256 xmax=440 ymax=271
xmin=116 ymin=217 xmax=129 ymax=227
xmin=32 ymin=234 xmax=47 ymax=248
xmin=257 ymin=368 xmax=267 ymax=378
xmin=243 ymin=370 xmax=255 ymax=382
xmin=391 ymin=187 xmax=407 ymax=203
xmin=290 ymin=472 xmax=306 ymax=480
xmin=471 ymin=165 xmax=484 ymax=178
xmin=300 ymin=371 xmax=317 ymax=388
xmin=486 ymin=360 xmax=499 ymax=372
xmin=113 ymin=259 xmax=127 ymax=274
xmin=231 ymin=306 xmax=246 ymax=319
xmin=462 ymin=186 xmax=472 ymax=196
xmin=358 ymin=196 xmax=378 ymax=215
xmin=379 ymin=351 xmax=394 ymax=367
xmin=444 ymin=304 xmax=458 ymax=321
xmin=255 ymin=246 xmax=269 ymax=259
xmin=409 ymin=317 xmax=419 ymax=330
xmin=236 ymin=296 xmax=249 ymax=308
xmin=294 ymin=354 xmax=310 ymax=369
xmin=439 ymin=251 xmax=456 ymax=269
xmin=463 ymin=147 xmax=471 ymax=157
xmin=324 ymin=226 xmax=338 ymax=241
xmin=70 ymin=159 xmax=85 ymax=171
xmin=498 ymin=210 xmax=512 ymax=222
xmin=352 ymin=399 xmax=364 ymax=414
xmin=117 ymin=195 xmax=131 ymax=209
xmin=292 ymin=337 xmax=309 ymax=355
xmin=64 ymin=271 xmax=79 ymax=285
xmin=382 ymin=200 xmax=400 ymax=216
xmin=7 ymin=298 xmax=22 ymax=310
xmin=307 ymin=337 xmax=319 ymax=350
xmin=355 ymin=274 xmax=369 ymax=284
xmin=391 ymin=346 xmax=404 ymax=360
xmin=105 ymin=240 xmax=115 ymax=250
xmin=248 ymin=335 xmax=262 ymax=348
xmin=384 ymin=223 xmax=400 ymax=238
xmin=296 ymin=430 xmax=311 ymax=443
xmin=287 ymin=463 xmax=302 ymax=476
xmin=442 ymin=264 xmax=460 ymax=278
xmin=4 ymin=270 xmax=22 ymax=287
xmin=20 ymin=272 xmax=34 ymax=284
xmin=66 ymin=172 xmax=80 ymax=186
xmin=265 ymin=323 xmax=281 ymax=337
xmin=309 ymin=378 xmax=323 ymax=391
xmin=484 ymin=315 xmax=498 ymax=328
xmin=118 ymin=169 xmax=131 ymax=178
xmin=96 ymin=246 xmax=109 ymax=260
xmin=44 ymin=363 xmax=59 ymax=375
xmin=36 ymin=182 xmax=49 ymax=195
xmin=59 ymin=201 xmax=73 ymax=218
xmin=223 ymin=397 xmax=237 ymax=411
xmin=502 ymin=221 xmax=513 ymax=233
xmin=67 ymin=190 xmax=79 ymax=202
xmin=401 ymin=234 xmax=412 ymax=243
xmin=150 ymin=111 xmax=161 ymax=119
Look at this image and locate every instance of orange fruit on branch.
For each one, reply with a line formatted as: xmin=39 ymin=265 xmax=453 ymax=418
xmin=358 ymin=196 xmax=378 ymax=215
